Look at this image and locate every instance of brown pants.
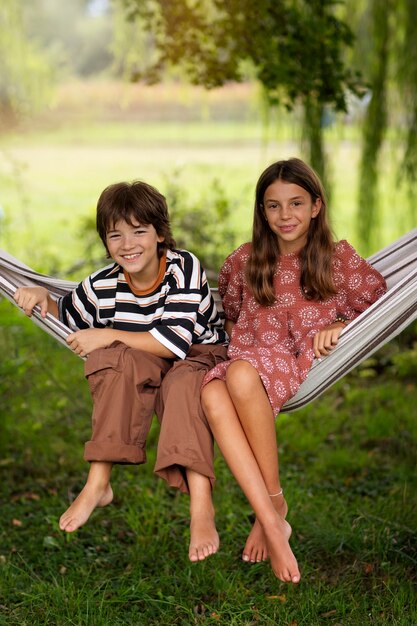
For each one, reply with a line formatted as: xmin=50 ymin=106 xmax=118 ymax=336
xmin=83 ymin=341 xmax=227 ymax=494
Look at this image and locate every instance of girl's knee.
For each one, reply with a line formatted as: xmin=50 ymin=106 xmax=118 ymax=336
xmin=201 ymin=382 xmax=223 ymax=423
xmin=226 ymin=360 xmax=260 ymax=398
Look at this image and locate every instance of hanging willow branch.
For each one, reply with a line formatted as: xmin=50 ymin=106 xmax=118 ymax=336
xmin=356 ymin=0 xmax=391 ymax=253
xmin=397 ymin=0 xmax=417 ymax=227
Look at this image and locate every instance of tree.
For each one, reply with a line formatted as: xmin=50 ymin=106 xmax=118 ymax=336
xmin=0 ymin=0 xmax=53 ymax=124
xmin=345 ymin=0 xmax=417 ymax=251
xmin=114 ymin=0 xmax=364 ymax=184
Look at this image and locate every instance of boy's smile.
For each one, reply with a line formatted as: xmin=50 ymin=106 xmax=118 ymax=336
xmin=106 ymin=219 xmax=165 ymax=290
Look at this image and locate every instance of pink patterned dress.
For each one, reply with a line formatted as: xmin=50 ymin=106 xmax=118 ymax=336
xmin=203 ymin=240 xmax=387 ymax=416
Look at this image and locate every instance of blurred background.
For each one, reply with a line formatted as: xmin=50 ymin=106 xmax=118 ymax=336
xmin=1 ymin=0 xmax=416 ymax=280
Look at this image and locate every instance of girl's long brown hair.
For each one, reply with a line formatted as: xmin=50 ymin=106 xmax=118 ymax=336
xmin=246 ymin=158 xmax=337 ymax=306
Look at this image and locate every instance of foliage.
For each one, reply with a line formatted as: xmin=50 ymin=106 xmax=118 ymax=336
xmin=349 ymin=0 xmax=417 ymax=252
xmin=117 ymin=0 xmax=362 ymax=112
xmin=0 ymin=0 xmax=54 ymax=124
xmin=114 ymin=0 xmax=365 ymax=183
xmin=163 ymin=171 xmax=241 ymax=278
xmin=0 ymin=299 xmax=416 ymax=625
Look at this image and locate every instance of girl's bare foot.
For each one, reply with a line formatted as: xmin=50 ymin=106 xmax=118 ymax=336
xmin=242 ymin=493 xmax=288 ymax=563
xmin=189 ymin=512 xmax=219 ymax=562
xmin=59 ymin=482 xmax=113 ymax=532
xmin=262 ymin=514 xmax=300 ymax=584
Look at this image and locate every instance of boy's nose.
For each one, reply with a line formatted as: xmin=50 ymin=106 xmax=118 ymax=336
xmin=121 ymin=237 xmax=136 ymax=249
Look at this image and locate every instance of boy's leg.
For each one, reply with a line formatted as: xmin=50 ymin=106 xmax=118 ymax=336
xmin=187 ymin=469 xmax=219 ymax=562
xmin=154 ymin=344 xmax=227 ymax=560
xmin=60 ymin=342 xmax=172 ymax=533
xmin=59 ymin=461 xmax=113 ymax=532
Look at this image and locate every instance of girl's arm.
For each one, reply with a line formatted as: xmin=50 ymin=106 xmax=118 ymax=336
xmin=14 ymin=286 xmax=59 ymax=319
xmin=312 ymin=319 xmax=347 ymax=358
xmin=224 ymin=319 xmax=235 ymax=337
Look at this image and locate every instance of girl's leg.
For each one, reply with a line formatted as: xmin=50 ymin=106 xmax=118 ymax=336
xmin=187 ymin=468 xmax=219 ymax=562
xmin=202 ymin=379 xmax=300 ymax=584
xmin=59 ymin=461 xmax=113 ymax=532
xmin=225 ymin=361 xmax=287 ymax=562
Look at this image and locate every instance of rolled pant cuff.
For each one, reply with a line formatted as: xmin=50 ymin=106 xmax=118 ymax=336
xmin=154 ymin=453 xmax=216 ymax=494
xmin=84 ymin=441 xmax=146 ymax=464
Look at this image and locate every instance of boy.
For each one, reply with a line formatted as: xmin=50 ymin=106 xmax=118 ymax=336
xmin=14 ymin=180 xmax=228 ymax=562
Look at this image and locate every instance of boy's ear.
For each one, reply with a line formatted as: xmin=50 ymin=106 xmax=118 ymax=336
xmin=157 ymin=234 xmax=165 ymax=243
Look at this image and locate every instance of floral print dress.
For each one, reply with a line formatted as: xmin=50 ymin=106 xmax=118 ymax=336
xmin=203 ymin=240 xmax=387 ymax=416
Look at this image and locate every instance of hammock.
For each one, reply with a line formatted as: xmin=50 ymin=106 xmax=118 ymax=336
xmin=1 ymin=228 xmax=417 ymax=412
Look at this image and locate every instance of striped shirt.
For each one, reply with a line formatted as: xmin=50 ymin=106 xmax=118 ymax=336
xmin=58 ymin=249 xmax=227 ymax=359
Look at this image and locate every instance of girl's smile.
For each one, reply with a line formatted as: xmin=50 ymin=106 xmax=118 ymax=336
xmin=263 ymin=180 xmax=321 ymax=254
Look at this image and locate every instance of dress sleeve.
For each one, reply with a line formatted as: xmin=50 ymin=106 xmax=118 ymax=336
xmin=218 ymin=244 xmax=247 ymax=323
xmin=333 ymin=240 xmax=387 ymax=320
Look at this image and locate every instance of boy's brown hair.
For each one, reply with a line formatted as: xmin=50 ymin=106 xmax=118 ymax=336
xmin=96 ymin=181 xmax=176 ymax=257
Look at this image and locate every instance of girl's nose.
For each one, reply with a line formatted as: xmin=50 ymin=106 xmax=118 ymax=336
xmin=280 ymin=204 xmax=291 ymax=219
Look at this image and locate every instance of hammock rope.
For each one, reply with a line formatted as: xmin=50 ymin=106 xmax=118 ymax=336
xmin=1 ymin=227 xmax=417 ymax=412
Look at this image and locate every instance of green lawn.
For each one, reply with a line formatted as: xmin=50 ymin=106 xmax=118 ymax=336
xmin=1 ymin=301 xmax=416 ymax=625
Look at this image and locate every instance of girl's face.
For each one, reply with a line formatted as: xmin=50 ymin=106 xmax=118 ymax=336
xmin=263 ymin=180 xmax=321 ymax=254
xmin=106 ymin=218 xmax=164 ymax=289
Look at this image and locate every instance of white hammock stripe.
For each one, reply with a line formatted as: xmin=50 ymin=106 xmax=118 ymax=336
xmin=1 ymin=228 xmax=417 ymax=412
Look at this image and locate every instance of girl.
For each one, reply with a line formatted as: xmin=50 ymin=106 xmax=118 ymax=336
xmin=201 ymin=158 xmax=387 ymax=583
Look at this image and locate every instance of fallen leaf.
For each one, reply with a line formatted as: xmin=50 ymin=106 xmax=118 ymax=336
xmin=321 ymin=610 xmax=337 ymax=618
xmin=267 ymin=594 xmax=287 ymax=603
xmin=363 ymin=563 xmax=374 ymax=575
xmin=12 ymin=519 xmax=22 ymax=527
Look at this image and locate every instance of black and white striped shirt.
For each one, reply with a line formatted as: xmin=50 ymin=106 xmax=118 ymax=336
xmin=58 ymin=249 xmax=227 ymax=359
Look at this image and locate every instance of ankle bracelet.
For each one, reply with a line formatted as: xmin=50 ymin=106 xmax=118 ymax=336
xmin=269 ymin=489 xmax=283 ymax=497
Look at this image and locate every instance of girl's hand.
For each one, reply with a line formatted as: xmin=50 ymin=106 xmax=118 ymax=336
xmin=66 ymin=328 xmax=114 ymax=357
xmin=14 ymin=286 xmax=50 ymax=318
xmin=312 ymin=322 xmax=346 ymax=358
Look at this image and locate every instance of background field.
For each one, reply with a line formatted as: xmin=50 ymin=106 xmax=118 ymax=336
xmin=0 ymin=80 xmax=410 ymax=276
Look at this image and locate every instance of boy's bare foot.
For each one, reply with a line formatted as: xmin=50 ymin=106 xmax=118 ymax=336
xmin=189 ymin=513 xmax=219 ymax=562
xmin=59 ymin=482 xmax=113 ymax=532
xmin=242 ymin=494 xmax=288 ymax=563
xmin=262 ymin=514 xmax=300 ymax=584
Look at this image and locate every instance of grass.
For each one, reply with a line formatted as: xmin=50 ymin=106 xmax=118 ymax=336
xmin=1 ymin=300 xmax=416 ymax=625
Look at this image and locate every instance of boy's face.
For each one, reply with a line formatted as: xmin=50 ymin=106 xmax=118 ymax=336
xmin=106 ymin=218 xmax=165 ymax=288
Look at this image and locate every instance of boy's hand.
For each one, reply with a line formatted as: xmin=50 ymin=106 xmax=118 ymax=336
xmin=66 ymin=328 xmax=114 ymax=357
xmin=312 ymin=322 xmax=346 ymax=358
xmin=14 ymin=286 xmax=50 ymax=318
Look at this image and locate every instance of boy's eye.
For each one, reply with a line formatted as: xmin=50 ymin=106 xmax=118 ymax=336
xmin=108 ymin=233 xmax=120 ymax=239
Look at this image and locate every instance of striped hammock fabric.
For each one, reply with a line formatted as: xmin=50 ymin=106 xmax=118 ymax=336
xmin=1 ymin=228 xmax=416 ymax=413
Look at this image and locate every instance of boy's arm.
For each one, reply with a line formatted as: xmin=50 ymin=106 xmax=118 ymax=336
xmin=66 ymin=327 xmax=176 ymax=359
xmin=14 ymin=286 xmax=59 ymax=319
